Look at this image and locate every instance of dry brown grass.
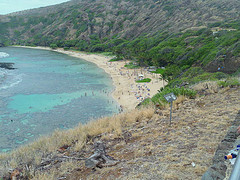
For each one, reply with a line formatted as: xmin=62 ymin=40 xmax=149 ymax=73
xmin=0 ymin=107 xmax=155 ymax=179
xmin=0 ymin=87 xmax=239 ymax=180
xmin=192 ymin=81 xmax=219 ymax=93
xmin=173 ymin=95 xmax=186 ymax=108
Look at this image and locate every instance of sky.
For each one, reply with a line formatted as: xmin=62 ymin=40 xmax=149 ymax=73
xmin=0 ymin=0 xmax=70 ymax=15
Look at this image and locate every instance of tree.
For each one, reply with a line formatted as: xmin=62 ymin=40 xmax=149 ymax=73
xmin=50 ymin=44 xmax=58 ymax=49
xmin=159 ymin=72 xmax=168 ymax=88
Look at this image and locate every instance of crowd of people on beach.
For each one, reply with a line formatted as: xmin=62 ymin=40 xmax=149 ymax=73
xmin=105 ymin=61 xmax=160 ymax=105
xmin=131 ymin=83 xmax=151 ymax=102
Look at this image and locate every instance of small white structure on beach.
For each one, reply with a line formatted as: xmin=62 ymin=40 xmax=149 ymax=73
xmin=138 ymin=74 xmax=144 ymax=80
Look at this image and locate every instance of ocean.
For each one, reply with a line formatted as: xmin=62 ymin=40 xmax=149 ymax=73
xmin=0 ymin=47 xmax=119 ymax=152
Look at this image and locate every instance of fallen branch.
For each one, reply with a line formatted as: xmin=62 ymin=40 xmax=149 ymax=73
xmin=85 ymin=141 xmax=119 ymax=168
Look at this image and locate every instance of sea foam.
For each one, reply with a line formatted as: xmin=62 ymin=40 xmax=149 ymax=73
xmin=0 ymin=52 xmax=10 ymax=58
xmin=0 ymin=51 xmax=22 ymax=90
xmin=0 ymin=73 xmax=24 ymax=90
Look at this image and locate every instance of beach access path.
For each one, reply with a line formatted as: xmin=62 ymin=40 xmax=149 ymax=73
xmin=17 ymin=46 xmax=165 ymax=111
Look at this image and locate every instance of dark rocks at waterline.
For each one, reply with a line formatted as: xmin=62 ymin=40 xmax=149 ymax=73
xmin=0 ymin=63 xmax=16 ymax=70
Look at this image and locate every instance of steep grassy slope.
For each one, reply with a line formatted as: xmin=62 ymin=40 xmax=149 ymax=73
xmin=0 ymin=0 xmax=239 ymax=47
xmin=0 ymin=82 xmax=239 ymax=179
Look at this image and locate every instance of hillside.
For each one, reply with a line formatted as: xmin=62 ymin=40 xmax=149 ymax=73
xmin=0 ymin=0 xmax=239 ymax=46
xmin=0 ymin=81 xmax=239 ymax=179
xmin=1 ymin=0 xmax=239 ymax=79
xmin=0 ymin=1 xmax=240 ymax=179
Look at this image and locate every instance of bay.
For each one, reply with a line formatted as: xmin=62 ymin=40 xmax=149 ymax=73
xmin=0 ymin=47 xmax=119 ymax=152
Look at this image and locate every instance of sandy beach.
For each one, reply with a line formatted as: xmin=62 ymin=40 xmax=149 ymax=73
xmin=16 ymin=46 xmax=165 ymax=111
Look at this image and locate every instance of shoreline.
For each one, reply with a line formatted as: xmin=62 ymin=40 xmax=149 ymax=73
xmin=13 ymin=46 xmax=165 ymax=111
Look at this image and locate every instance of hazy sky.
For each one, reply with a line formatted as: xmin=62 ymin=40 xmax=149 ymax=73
xmin=0 ymin=0 xmax=70 ymax=15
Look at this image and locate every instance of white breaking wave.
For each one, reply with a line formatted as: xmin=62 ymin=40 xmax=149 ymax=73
xmin=0 ymin=52 xmax=10 ymax=58
xmin=0 ymin=51 xmax=22 ymax=90
xmin=0 ymin=69 xmax=8 ymax=83
xmin=0 ymin=72 xmax=24 ymax=90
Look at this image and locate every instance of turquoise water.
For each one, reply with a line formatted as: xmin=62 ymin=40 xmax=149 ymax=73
xmin=0 ymin=47 xmax=119 ymax=152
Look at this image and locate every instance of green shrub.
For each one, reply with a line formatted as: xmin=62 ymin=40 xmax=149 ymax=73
xmin=141 ymin=87 xmax=197 ymax=106
xmin=124 ymin=62 xmax=140 ymax=69
xmin=151 ymin=68 xmax=165 ymax=74
xmin=90 ymin=44 xmax=107 ymax=52
xmin=182 ymin=67 xmax=204 ymax=78
xmin=63 ymin=47 xmax=70 ymax=50
xmin=192 ymin=72 xmax=216 ymax=82
xmin=136 ymin=78 xmax=151 ymax=83
xmin=218 ymin=78 xmax=240 ymax=87
xmin=212 ymin=72 xmax=228 ymax=79
xmin=168 ymin=68 xmax=230 ymax=87
xmin=50 ymin=43 xmax=58 ymax=49
xmin=109 ymin=57 xmax=122 ymax=62
xmin=232 ymin=67 xmax=240 ymax=76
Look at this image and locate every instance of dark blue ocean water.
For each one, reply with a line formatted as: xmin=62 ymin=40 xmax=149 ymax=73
xmin=0 ymin=47 xmax=119 ymax=152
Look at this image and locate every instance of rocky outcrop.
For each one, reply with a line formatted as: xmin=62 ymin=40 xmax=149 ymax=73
xmin=0 ymin=63 xmax=15 ymax=70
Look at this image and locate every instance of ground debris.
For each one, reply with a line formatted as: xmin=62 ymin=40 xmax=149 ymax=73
xmin=85 ymin=141 xmax=119 ymax=168
xmin=10 ymin=168 xmax=22 ymax=180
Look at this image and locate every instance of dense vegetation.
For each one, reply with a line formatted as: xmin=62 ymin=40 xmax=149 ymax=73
xmin=0 ymin=0 xmax=239 ymax=104
xmin=0 ymin=0 xmax=239 ymax=48
xmin=142 ymin=86 xmax=197 ymax=105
